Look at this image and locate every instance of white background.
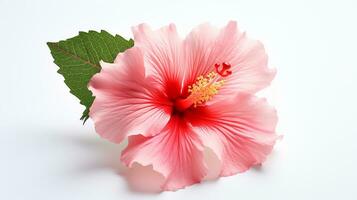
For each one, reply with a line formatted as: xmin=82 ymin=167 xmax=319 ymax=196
xmin=1 ymin=0 xmax=356 ymax=199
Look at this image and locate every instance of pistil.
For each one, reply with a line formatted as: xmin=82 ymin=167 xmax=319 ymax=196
xmin=174 ymin=63 xmax=232 ymax=112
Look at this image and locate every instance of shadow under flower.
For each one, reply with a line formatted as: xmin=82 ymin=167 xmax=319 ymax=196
xmin=45 ymin=130 xmax=167 ymax=193
xmin=45 ymin=129 xmax=279 ymax=193
xmin=46 ymin=129 xmax=277 ymax=193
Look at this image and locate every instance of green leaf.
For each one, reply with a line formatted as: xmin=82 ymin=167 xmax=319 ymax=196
xmin=47 ymin=30 xmax=134 ymax=123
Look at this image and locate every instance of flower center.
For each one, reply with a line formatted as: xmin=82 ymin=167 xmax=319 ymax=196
xmin=174 ymin=62 xmax=232 ymax=112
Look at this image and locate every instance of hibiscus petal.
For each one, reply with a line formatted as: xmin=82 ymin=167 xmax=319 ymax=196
xmin=132 ymin=24 xmax=184 ymax=98
xmin=121 ymin=116 xmax=207 ymax=191
xmin=183 ymin=23 xmax=220 ymax=86
xmin=89 ymin=47 xmax=172 ymax=143
xmin=184 ymin=21 xmax=276 ymax=95
xmin=187 ymin=93 xmax=279 ymax=176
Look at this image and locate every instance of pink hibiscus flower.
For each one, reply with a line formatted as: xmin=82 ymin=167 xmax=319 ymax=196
xmin=89 ymin=21 xmax=279 ymax=191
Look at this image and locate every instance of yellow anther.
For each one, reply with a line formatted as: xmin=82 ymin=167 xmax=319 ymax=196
xmin=174 ymin=63 xmax=232 ymax=112
xmin=187 ymin=71 xmax=225 ymax=107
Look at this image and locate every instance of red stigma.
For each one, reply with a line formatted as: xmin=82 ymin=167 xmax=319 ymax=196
xmin=214 ymin=62 xmax=232 ymax=77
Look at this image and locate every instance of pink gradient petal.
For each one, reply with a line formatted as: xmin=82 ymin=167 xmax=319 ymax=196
xmin=89 ymin=47 xmax=172 ymax=143
xmin=121 ymin=116 xmax=207 ymax=191
xmin=183 ymin=23 xmax=220 ymax=86
xmin=132 ymin=24 xmax=184 ymax=98
xmin=184 ymin=21 xmax=276 ymax=96
xmin=187 ymin=93 xmax=279 ymax=176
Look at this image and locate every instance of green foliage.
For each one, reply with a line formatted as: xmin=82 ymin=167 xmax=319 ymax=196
xmin=47 ymin=30 xmax=134 ymax=122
